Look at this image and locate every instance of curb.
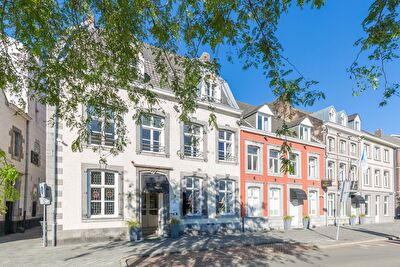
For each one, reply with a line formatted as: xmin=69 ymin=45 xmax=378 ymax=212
xmin=317 ymin=235 xmax=400 ymax=249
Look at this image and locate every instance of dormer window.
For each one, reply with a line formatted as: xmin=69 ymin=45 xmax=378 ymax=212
xmin=340 ymin=114 xmax=346 ymax=126
xmin=299 ymin=125 xmax=310 ymax=141
xmin=329 ymin=109 xmax=336 ymax=122
xmin=257 ymin=113 xmax=271 ymax=132
xmin=200 ymin=74 xmax=221 ymax=103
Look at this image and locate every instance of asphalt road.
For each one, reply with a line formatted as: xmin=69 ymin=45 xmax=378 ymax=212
xmin=128 ymin=239 xmax=400 ymax=267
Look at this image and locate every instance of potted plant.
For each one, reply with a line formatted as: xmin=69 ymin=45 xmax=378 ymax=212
xmin=349 ymin=214 xmax=357 ymax=225
xmin=126 ymin=219 xmax=142 ymax=241
xmin=283 ymin=215 xmax=293 ymax=230
xmin=359 ymin=213 xmax=367 ymax=225
xmin=302 ymin=215 xmax=310 ymax=229
xmin=169 ymin=217 xmax=181 ymax=238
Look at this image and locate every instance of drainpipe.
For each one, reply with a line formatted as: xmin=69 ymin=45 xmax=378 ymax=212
xmin=23 ymin=119 xmax=30 ymax=231
xmin=52 ymin=105 xmax=59 ymax=247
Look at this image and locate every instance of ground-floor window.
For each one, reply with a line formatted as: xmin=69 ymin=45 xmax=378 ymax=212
xmin=308 ymin=190 xmax=318 ymax=216
xmin=247 ymin=184 xmax=262 ymax=217
xmin=88 ymin=170 xmax=118 ymax=217
xmin=365 ymin=195 xmax=370 ymax=215
xmin=327 ymin=193 xmax=335 ymax=217
xmin=183 ymin=176 xmax=203 ymax=216
xmin=217 ymin=179 xmax=235 ymax=215
xmin=384 ymin=196 xmax=389 ymax=216
xmin=268 ymin=187 xmax=281 ymax=216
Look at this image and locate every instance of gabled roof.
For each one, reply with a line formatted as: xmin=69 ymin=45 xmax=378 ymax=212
xmin=348 ymin=113 xmax=360 ymax=122
xmin=285 ymin=115 xmax=313 ymax=128
xmin=381 ymin=135 xmax=400 ymax=146
xmin=237 ymin=101 xmax=274 ymax=118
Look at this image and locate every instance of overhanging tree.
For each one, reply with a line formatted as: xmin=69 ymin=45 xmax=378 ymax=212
xmin=0 ymin=1 xmax=398 ymax=196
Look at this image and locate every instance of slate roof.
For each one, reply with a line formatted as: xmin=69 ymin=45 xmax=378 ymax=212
xmin=348 ymin=113 xmax=359 ymax=122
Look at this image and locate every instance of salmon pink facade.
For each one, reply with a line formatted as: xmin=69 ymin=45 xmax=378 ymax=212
xmin=240 ymin=126 xmax=325 ymax=230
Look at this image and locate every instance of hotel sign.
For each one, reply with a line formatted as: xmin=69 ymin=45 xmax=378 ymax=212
xmin=321 ymin=179 xmax=332 ymax=189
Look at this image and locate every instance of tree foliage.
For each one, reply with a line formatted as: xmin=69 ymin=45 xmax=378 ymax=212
xmin=0 ymin=149 xmax=20 ymax=215
xmin=0 ymin=0 xmax=398 ymax=175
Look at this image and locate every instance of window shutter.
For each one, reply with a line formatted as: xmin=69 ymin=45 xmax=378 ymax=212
xmin=181 ymin=177 xmax=187 ymax=216
xmin=136 ymin=122 xmax=141 ymax=154
xmin=235 ymin=180 xmax=239 ymax=216
xmin=82 ymin=171 xmax=89 ymax=218
xmin=202 ymin=126 xmax=208 ymax=161
xmin=179 ymin=123 xmax=184 ymax=158
xmin=118 ymin=173 xmax=124 ymax=217
xmin=215 ymin=179 xmax=220 ymax=215
xmin=201 ymin=177 xmax=208 ymax=217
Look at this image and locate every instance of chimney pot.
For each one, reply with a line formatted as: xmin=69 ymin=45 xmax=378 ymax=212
xmin=375 ymin=129 xmax=383 ymax=137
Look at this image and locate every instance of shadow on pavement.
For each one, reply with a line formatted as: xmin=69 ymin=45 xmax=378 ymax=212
xmin=0 ymin=226 xmax=42 ymax=244
xmin=126 ymin=242 xmax=327 ymax=267
xmin=341 ymin=226 xmax=400 ymax=240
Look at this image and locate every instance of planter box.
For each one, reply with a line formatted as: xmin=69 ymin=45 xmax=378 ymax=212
xmin=349 ymin=217 xmax=357 ymax=225
xmin=360 ymin=217 xmax=367 ymax=225
xmin=283 ymin=220 xmax=292 ymax=230
xmin=171 ymin=224 xmax=180 ymax=239
xmin=129 ymin=228 xmax=142 ymax=242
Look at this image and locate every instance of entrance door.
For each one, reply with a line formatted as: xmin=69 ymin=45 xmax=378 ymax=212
xmin=375 ymin=196 xmax=380 ymax=223
xmin=142 ymin=193 xmax=159 ymax=236
xmin=289 ymin=200 xmax=301 ymax=227
xmin=4 ymin=201 xmax=13 ymax=234
xmin=247 ymin=186 xmax=261 ymax=217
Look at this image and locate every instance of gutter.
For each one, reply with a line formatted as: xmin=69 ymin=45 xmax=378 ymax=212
xmin=52 ymin=106 xmax=59 ymax=246
xmin=22 ymin=119 xmax=29 ymax=231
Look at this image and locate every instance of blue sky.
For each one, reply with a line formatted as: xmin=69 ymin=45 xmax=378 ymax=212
xmin=215 ymin=0 xmax=400 ymax=135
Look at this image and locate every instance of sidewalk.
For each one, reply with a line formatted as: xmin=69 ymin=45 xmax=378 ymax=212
xmin=1 ymin=222 xmax=399 ymax=267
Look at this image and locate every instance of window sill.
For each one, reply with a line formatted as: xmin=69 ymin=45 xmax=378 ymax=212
xmin=84 ymin=144 xmax=113 ymax=151
xmin=180 ymin=155 xmax=207 ymax=162
xmin=268 ymin=173 xmax=283 ymax=177
xmin=216 ymin=214 xmax=238 ymax=218
xmin=137 ymin=150 xmax=169 ymax=158
xmin=82 ymin=216 xmax=123 ymax=223
xmin=216 ymin=159 xmax=238 ymax=165
xmin=246 ymin=170 xmax=262 ymax=175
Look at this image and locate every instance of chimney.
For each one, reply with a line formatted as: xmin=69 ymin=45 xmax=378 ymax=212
xmin=200 ymin=52 xmax=210 ymax=63
xmin=375 ymin=129 xmax=383 ymax=137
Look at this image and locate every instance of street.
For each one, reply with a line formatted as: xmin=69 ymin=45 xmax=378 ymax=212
xmin=128 ymin=239 xmax=400 ymax=267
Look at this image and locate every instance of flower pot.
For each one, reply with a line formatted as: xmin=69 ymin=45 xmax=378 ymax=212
xmin=171 ymin=224 xmax=180 ymax=239
xmin=360 ymin=217 xmax=366 ymax=225
xmin=129 ymin=228 xmax=142 ymax=242
xmin=349 ymin=217 xmax=357 ymax=225
xmin=302 ymin=219 xmax=310 ymax=229
xmin=284 ymin=220 xmax=292 ymax=230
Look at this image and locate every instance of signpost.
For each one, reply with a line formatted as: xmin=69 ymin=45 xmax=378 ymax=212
xmin=39 ymin=182 xmax=51 ymax=247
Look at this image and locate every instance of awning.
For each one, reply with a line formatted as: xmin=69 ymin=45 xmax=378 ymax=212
xmin=351 ymin=195 xmax=365 ymax=205
xmin=290 ymin=189 xmax=307 ymax=201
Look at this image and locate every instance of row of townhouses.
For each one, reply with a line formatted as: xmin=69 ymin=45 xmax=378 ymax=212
xmin=1 ymin=49 xmax=400 ymax=245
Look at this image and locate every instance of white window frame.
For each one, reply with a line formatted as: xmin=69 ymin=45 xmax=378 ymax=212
xmin=140 ymin=115 xmax=165 ymax=153
xmin=339 ymin=163 xmax=346 ymax=181
xmin=308 ymin=154 xmax=319 ymax=180
xmin=246 ymin=143 xmax=261 ymax=173
xmin=87 ymin=107 xmax=115 ymax=147
xmin=365 ymin=143 xmax=371 ymax=158
xmin=383 ymin=171 xmax=390 ymax=188
xmin=268 ymin=147 xmax=281 ymax=176
xmin=364 ymin=168 xmax=371 ymax=186
xmin=289 ymin=152 xmax=301 ymax=178
xmin=183 ymin=123 xmax=203 ymax=158
xmin=374 ymin=146 xmax=381 ymax=161
xmin=384 ymin=149 xmax=389 ymax=163
xmin=217 ymin=179 xmax=235 ymax=215
xmin=200 ymin=74 xmax=221 ymax=103
xmin=350 ymin=165 xmax=357 ymax=181
xmin=218 ymin=130 xmax=235 ymax=162
xmin=340 ymin=114 xmax=346 ymax=126
xmin=327 ymin=161 xmax=335 ymax=180
xmin=299 ymin=125 xmax=310 ymax=141
xmin=339 ymin=140 xmax=346 ymax=154
xmin=268 ymin=187 xmax=282 ymax=216
xmin=328 ymin=137 xmax=335 ymax=152
xmin=308 ymin=189 xmax=319 ymax=216
xmin=184 ymin=176 xmax=203 ymax=216
xmin=364 ymin=195 xmax=370 ymax=216
xmin=374 ymin=170 xmax=381 ymax=187
xmin=383 ymin=196 xmax=389 ymax=216
xmin=327 ymin=193 xmax=335 ymax=217
xmin=88 ymin=170 xmax=119 ymax=218
xmin=350 ymin=143 xmax=357 ymax=157
xmin=246 ymin=183 xmax=263 ymax=217
xmin=256 ymin=113 xmax=271 ymax=132
xmin=329 ymin=109 xmax=335 ymax=122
